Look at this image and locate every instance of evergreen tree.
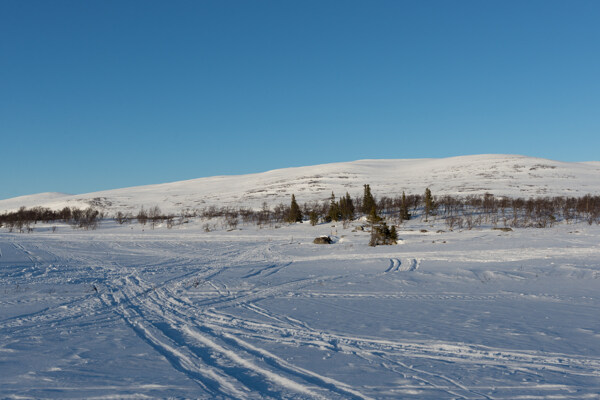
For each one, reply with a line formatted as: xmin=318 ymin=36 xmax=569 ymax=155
xmin=369 ymin=222 xmax=398 ymax=246
xmin=339 ymin=192 xmax=355 ymax=221
xmin=363 ymin=184 xmax=376 ymax=215
xmin=424 ymin=188 xmax=435 ymax=221
xmin=390 ymin=225 xmax=398 ymax=243
xmin=309 ymin=210 xmax=319 ymax=226
xmin=400 ymin=191 xmax=411 ymax=221
xmin=367 ymin=206 xmax=381 ymax=224
xmin=328 ymin=192 xmax=341 ymax=222
xmin=287 ymin=194 xmax=303 ymax=223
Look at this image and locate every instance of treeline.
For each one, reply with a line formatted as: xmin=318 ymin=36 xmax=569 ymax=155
xmin=2 ymin=190 xmax=600 ymax=234
xmin=377 ymin=192 xmax=600 ymax=228
xmin=195 ymin=190 xmax=600 ymax=229
xmin=433 ymin=193 xmax=600 ymax=229
xmin=198 ymin=185 xmax=377 ymax=229
xmin=115 ymin=206 xmax=178 ymax=229
xmin=0 ymin=206 xmax=102 ymax=232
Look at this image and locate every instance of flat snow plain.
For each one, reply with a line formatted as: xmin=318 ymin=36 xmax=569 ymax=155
xmin=1 ymin=219 xmax=600 ymax=399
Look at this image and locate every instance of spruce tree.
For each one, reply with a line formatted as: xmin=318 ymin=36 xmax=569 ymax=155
xmin=400 ymin=191 xmax=410 ymax=221
xmin=328 ymin=192 xmax=341 ymax=222
xmin=287 ymin=194 xmax=303 ymax=223
xmin=309 ymin=210 xmax=319 ymax=226
xmin=363 ymin=184 xmax=376 ymax=215
xmin=367 ymin=206 xmax=381 ymax=224
xmin=339 ymin=192 xmax=355 ymax=221
xmin=424 ymin=188 xmax=435 ymax=222
xmin=390 ymin=225 xmax=398 ymax=244
xmin=369 ymin=222 xmax=398 ymax=246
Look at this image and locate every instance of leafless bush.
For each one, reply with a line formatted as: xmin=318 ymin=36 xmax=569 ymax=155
xmin=137 ymin=207 xmax=148 ymax=225
xmin=115 ymin=211 xmax=128 ymax=224
xmin=465 ymin=214 xmax=474 ymax=230
xmin=166 ymin=217 xmax=175 ymax=229
xmin=225 ymin=212 xmax=239 ymax=230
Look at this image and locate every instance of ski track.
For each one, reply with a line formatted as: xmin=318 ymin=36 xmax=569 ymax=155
xmin=102 ymin=274 xmax=370 ymax=399
xmin=191 ymin=296 xmax=600 ymax=399
xmin=385 ymin=258 xmax=419 ymax=273
xmin=2 ymin=233 xmax=600 ymax=398
xmin=1 ymin=239 xmax=372 ymax=398
xmin=100 ymin=278 xmax=252 ymax=399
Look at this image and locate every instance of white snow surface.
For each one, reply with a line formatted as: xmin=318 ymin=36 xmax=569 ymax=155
xmin=1 ymin=217 xmax=600 ymax=399
xmin=2 ymin=154 xmax=600 ymax=214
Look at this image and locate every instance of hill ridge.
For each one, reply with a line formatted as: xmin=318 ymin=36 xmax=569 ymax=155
xmin=2 ymin=154 xmax=599 ymax=214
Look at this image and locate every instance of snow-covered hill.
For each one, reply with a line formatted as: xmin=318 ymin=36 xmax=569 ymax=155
xmin=2 ymin=154 xmax=600 ymax=214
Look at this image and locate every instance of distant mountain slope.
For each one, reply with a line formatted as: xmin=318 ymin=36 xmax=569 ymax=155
xmin=2 ymin=155 xmax=599 ymax=214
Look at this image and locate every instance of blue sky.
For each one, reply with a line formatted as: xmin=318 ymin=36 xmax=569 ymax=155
xmin=1 ymin=0 xmax=599 ymax=199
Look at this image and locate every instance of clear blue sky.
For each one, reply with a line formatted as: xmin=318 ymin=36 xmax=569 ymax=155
xmin=2 ymin=0 xmax=599 ymax=199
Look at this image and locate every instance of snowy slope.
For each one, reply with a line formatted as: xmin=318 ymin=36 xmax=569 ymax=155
xmin=2 ymin=154 xmax=600 ymax=214
xmin=2 ymin=219 xmax=600 ymax=398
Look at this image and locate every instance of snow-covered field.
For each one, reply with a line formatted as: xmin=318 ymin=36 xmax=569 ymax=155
xmin=2 ymin=217 xmax=599 ymax=399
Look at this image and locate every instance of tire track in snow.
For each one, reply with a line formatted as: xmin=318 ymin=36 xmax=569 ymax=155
xmin=187 ymin=300 xmax=490 ymax=399
xmin=243 ymin=303 xmax=314 ymax=331
xmin=200 ymin=303 xmax=482 ymax=399
xmin=376 ymin=352 xmax=494 ymax=400
xmin=116 ymin=275 xmax=370 ymax=399
xmin=0 ymin=250 xmax=223 ymax=334
xmin=0 ymin=241 xmax=289 ymax=336
xmin=409 ymin=258 xmax=419 ymax=271
xmin=384 ymin=258 xmax=398 ymax=272
xmin=150 ymin=278 xmax=372 ymax=399
xmin=241 ymin=262 xmax=292 ymax=279
xmin=6 ymin=235 xmax=600 ymax=398
xmin=0 ymin=257 xmax=198 ymax=332
xmin=163 ymin=254 xmax=600 ymax=393
xmin=385 ymin=258 xmax=419 ymax=273
xmin=194 ymin=301 xmax=600 ymax=398
xmin=100 ymin=277 xmax=252 ymax=399
xmin=194 ymin=274 xmax=349 ymax=310
xmin=397 ymin=258 xmax=418 ymax=271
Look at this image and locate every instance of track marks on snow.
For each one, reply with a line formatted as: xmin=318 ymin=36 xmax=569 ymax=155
xmin=100 ymin=286 xmax=248 ymax=398
xmin=385 ymin=258 xmax=419 ymax=272
xmin=385 ymin=258 xmax=400 ymax=272
xmin=101 ymin=274 xmax=371 ymax=399
xmin=241 ymin=262 xmax=292 ymax=279
xmin=200 ymin=294 xmax=600 ymax=399
xmin=6 ymin=235 xmax=600 ymax=399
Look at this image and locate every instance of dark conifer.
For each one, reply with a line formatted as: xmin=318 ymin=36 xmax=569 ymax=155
xmin=367 ymin=206 xmax=381 ymax=224
xmin=363 ymin=184 xmax=376 ymax=215
xmin=309 ymin=210 xmax=319 ymax=226
xmin=424 ymin=188 xmax=435 ymax=221
xmin=390 ymin=225 xmax=398 ymax=243
xmin=328 ymin=192 xmax=341 ymax=222
xmin=370 ymin=222 xmax=398 ymax=246
xmin=287 ymin=194 xmax=303 ymax=223
xmin=339 ymin=192 xmax=355 ymax=221
xmin=400 ymin=191 xmax=411 ymax=221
